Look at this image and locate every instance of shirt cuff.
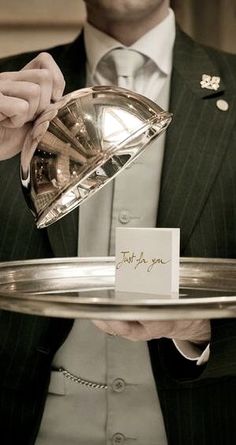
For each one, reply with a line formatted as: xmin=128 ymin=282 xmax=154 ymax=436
xmin=173 ymin=339 xmax=210 ymax=366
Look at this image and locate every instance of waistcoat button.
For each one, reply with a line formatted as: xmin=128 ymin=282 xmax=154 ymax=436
xmin=112 ymin=378 xmax=126 ymax=392
xmin=112 ymin=432 xmax=126 ymax=444
xmin=119 ymin=210 xmax=130 ymax=224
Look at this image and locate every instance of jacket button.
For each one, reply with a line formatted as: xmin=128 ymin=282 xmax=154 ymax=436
xmin=111 ymin=433 xmax=126 ymax=444
xmin=112 ymin=378 xmax=126 ymax=393
xmin=216 ymin=99 xmax=229 ymax=111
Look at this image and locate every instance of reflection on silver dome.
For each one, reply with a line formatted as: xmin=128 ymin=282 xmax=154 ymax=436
xmin=21 ymin=86 xmax=172 ymax=228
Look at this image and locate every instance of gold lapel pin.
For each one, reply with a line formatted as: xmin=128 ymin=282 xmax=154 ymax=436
xmin=200 ymin=74 xmax=220 ymax=91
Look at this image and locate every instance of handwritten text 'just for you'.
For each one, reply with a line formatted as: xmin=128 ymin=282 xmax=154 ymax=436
xmin=116 ymin=250 xmax=170 ymax=273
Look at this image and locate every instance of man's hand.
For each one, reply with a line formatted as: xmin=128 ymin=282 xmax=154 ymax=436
xmin=93 ymin=319 xmax=211 ymax=343
xmin=0 ymin=52 xmax=65 ymax=161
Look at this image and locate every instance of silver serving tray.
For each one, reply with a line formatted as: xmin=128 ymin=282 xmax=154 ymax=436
xmin=0 ymin=257 xmax=236 ymax=320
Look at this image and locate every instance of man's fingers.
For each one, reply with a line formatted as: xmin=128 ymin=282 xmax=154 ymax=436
xmin=0 ymin=112 xmax=7 ymax=122
xmin=92 ymin=319 xmax=211 ymax=342
xmin=0 ymin=80 xmax=40 ymax=123
xmin=31 ymin=119 xmax=50 ymax=142
xmin=28 ymin=68 xmax=53 ymax=114
xmin=92 ymin=320 xmax=146 ymax=341
xmin=34 ymin=95 xmax=70 ymax=128
xmin=0 ymin=53 xmax=65 ymax=131
xmin=22 ymin=52 xmax=65 ymax=101
xmin=139 ymin=320 xmax=211 ymax=342
xmin=0 ymin=93 xmax=30 ymax=128
xmin=0 ymin=69 xmax=53 ymax=116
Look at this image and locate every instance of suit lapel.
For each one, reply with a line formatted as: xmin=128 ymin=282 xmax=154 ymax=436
xmin=157 ymin=28 xmax=236 ymax=253
xmin=46 ymin=33 xmax=87 ymax=257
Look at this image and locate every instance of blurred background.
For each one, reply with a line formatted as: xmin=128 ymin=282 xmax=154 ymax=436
xmin=0 ymin=0 xmax=235 ymax=58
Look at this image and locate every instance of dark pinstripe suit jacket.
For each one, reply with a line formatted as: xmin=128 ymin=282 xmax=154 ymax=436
xmin=0 ymin=28 xmax=235 ymax=445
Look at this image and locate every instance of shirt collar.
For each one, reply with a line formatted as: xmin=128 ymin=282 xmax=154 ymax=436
xmin=131 ymin=8 xmax=175 ymax=75
xmin=84 ymin=8 xmax=176 ymax=77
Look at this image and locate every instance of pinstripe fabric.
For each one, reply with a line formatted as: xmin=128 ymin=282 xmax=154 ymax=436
xmin=0 ymin=156 xmax=54 ymax=261
xmin=149 ymin=29 xmax=236 ymax=445
xmin=0 ymin=28 xmax=235 ymax=444
xmin=0 ymin=311 xmax=73 ymax=444
xmin=157 ymin=30 xmax=236 ymax=257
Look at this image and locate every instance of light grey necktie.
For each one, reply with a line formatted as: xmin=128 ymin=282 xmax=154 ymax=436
xmin=107 ymin=48 xmax=145 ymax=90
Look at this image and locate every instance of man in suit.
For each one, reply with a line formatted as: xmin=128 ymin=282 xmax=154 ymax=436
xmin=0 ymin=1 xmax=235 ymax=444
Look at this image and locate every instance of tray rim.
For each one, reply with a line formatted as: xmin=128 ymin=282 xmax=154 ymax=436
xmin=1 ymin=255 xmax=236 ymax=267
xmin=0 ymin=256 xmax=236 ymax=319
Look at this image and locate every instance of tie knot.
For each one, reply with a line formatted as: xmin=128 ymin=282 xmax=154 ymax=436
xmin=107 ymin=48 xmax=145 ymax=80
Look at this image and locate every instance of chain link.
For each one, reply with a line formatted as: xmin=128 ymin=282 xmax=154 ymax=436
xmin=58 ymin=367 xmax=108 ymax=390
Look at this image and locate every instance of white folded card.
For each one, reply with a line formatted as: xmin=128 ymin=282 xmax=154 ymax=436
xmin=115 ymin=228 xmax=180 ymax=297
